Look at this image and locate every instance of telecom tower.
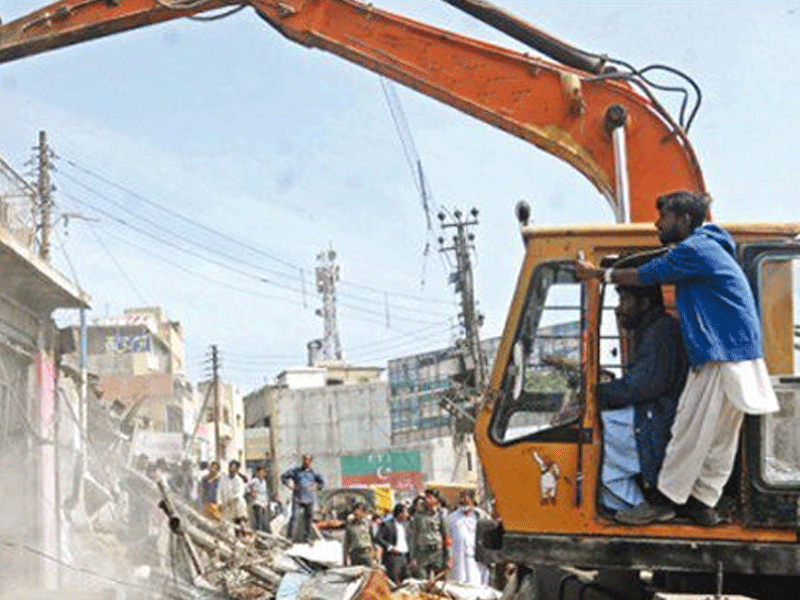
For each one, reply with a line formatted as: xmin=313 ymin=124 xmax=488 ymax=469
xmin=315 ymin=247 xmax=342 ymax=361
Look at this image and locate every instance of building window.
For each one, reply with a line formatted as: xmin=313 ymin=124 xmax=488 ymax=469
xmin=166 ymin=405 xmax=183 ymax=433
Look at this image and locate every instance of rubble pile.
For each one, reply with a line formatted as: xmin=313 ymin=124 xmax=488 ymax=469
xmin=60 ymin=409 xmax=500 ymax=600
xmin=111 ymin=471 xmax=500 ymax=600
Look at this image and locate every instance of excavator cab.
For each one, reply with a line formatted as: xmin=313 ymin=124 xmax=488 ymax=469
xmin=475 ymin=222 xmax=800 ymax=586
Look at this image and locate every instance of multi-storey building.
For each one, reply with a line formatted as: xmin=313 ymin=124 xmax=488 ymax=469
xmin=195 ymin=379 xmax=245 ymax=464
xmin=387 ymin=337 xmax=501 ymax=445
xmin=62 ymin=306 xmax=193 ymax=444
xmin=243 ymin=363 xmax=386 ymax=491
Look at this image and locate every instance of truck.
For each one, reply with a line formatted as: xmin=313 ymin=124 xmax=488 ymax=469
xmin=2 ymin=1 xmax=798 ymax=597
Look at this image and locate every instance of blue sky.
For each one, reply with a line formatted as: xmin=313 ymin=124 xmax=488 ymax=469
xmin=1 ymin=1 xmax=798 ymax=391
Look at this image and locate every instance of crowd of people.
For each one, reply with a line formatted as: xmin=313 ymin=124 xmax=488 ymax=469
xmin=136 ymin=455 xmax=285 ymax=534
xmin=139 ymin=453 xmax=490 ymax=587
xmin=345 ymin=487 xmax=490 ymax=587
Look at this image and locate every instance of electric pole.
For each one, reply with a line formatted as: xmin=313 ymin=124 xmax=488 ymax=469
xmin=438 ymin=207 xmax=484 ymax=388
xmin=315 ymin=247 xmax=343 ymax=361
xmin=36 ymin=130 xmax=53 ymax=262
xmin=437 ymin=208 xmax=489 ymax=504
xmin=210 ymin=344 xmax=221 ymax=461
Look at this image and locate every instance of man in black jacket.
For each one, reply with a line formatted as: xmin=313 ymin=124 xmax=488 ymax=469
xmin=375 ymin=503 xmax=410 ymax=583
xmin=598 ymin=284 xmax=688 ymax=517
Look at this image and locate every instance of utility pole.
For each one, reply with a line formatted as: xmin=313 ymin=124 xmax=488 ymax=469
xmin=438 ymin=207 xmax=484 ymax=388
xmin=315 ymin=247 xmax=342 ymax=361
xmin=438 ymin=207 xmax=489 ymax=506
xmin=36 ymin=130 xmax=53 ymax=261
xmin=211 ymin=344 xmax=221 ymax=461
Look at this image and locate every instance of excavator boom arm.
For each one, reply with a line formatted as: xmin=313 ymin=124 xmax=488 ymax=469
xmin=0 ymin=0 xmax=705 ymax=222
xmin=0 ymin=0 xmax=241 ymax=61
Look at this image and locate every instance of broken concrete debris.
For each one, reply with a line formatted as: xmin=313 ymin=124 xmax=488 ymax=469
xmin=137 ymin=474 xmax=500 ymax=600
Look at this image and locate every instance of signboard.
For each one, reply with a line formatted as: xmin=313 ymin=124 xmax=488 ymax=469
xmin=131 ymin=431 xmax=184 ymax=463
xmin=340 ymin=450 xmax=423 ymax=492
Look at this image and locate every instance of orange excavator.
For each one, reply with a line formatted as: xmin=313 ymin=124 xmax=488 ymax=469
xmin=2 ymin=1 xmax=799 ymax=598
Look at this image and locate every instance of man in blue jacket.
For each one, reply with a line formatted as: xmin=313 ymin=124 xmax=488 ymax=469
xmin=281 ymin=453 xmax=325 ymax=543
xmin=578 ymin=190 xmax=779 ymax=525
xmin=597 ymin=284 xmax=688 ymax=516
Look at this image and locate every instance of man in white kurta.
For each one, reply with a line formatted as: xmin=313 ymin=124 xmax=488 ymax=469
xmin=448 ymin=490 xmax=488 ymax=586
xmin=219 ymin=460 xmax=249 ymax=528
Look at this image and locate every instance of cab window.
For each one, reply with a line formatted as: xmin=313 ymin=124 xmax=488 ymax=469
xmin=492 ymin=262 xmax=583 ymax=444
xmin=758 ymin=255 xmax=800 ymax=486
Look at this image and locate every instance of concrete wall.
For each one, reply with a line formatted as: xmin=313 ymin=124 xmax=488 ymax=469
xmin=270 ymin=381 xmax=391 ymax=497
xmin=276 ymin=367 xmax=326 ymax=389
xmin=0 ymin=219 xmax=84 ymax=587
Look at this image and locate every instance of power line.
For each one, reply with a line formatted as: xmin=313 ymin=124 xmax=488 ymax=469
xmin=86 ymin=221 xmax=300 ymax=304
xmin=57 ymin=155 xmax=455 ymax=307
xmin=56 ymin=175 xmax=306 ymax=293
xmin=82 ymin=221 xmax=442 ymax=327
xmin=347 ymin=327 xmax=459 ymax=361
xmin=219 ymin=350 xmax=302 ymax=360
xmin=60 ymin=191 xmax=446 ymax=324
xmin=52 ymin=222 xmax=82 ymax=290
xmin=0 ymin=540 xmax=162 ymax=594
xmin=345 ymin=321 xmax=454 ymax=352
xmin=338 ymin=277 xmax=454 ymax=305
xmin=57 ymin=177 xmax=454 ymax=319
xmin=58 ymin=154 xmax=301 ymax=271
xmin=88 ymin=225 xmax=149 ymax=305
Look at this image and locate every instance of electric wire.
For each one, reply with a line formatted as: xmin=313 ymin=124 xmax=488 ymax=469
xmin=202 ymin=321 xmax=453 ymax=365
xmin=59 ymin=190 xmax=453 ymax=320
xmin=57 ymin=155 xmax=300 ymax=272
xmin=52 ymin=221 xmax=83 ymax=291
xmin=88 ymin=225 xmax=150 ymax=306
xmin=79 ymin=220 xmax=443 ymax=326
xmin=378 ymin=76 xmax=452 ymax=290
xmin=347 ymin=326 xmax=459 ymax=360
xmin=0 ymin=540 xmax=163 ymax=595
xmin=57 ymin=155 xmax=455 ymax=307
xmin=218 ymin=350 xmax=302 ymax=360
xmin=64 ymin=190 xmax=304 ymax=294
xmin=338 ymin=277 xmax=454 ymax=305
xmin=345 ymin=321 xmax=455 ymax=353
xmin=56 ymin=173 xmax=305 ymax=292
xmin=83 ymin=221 xmax=303 ymax=305
xmin=56 ymin=170 xmax=455 ymax=317
xmin=379 ymin=76 xmax=435 ymax=230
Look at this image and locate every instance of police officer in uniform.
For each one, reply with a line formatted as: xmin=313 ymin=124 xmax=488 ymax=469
xmin=409 ymin=489 xmax=451 ymax=578
xmin=343 ymin=502 xmax=375 ymax=566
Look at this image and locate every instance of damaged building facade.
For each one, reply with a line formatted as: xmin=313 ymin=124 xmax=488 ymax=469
xmin=0 ymin=158 xmax=87 ymax=588
xmin=60 ymin=306 xmax=201 ymax=465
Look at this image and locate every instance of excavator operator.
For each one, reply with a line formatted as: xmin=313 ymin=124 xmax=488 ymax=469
xmin=597 ymin=283 xmax=687 ymax=519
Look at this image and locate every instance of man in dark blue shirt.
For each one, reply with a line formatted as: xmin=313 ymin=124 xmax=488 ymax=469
xmin=281 ymin=453 xmax=324 ymax=543
xmin=597 ymin=284 xmax=688 ymax=516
